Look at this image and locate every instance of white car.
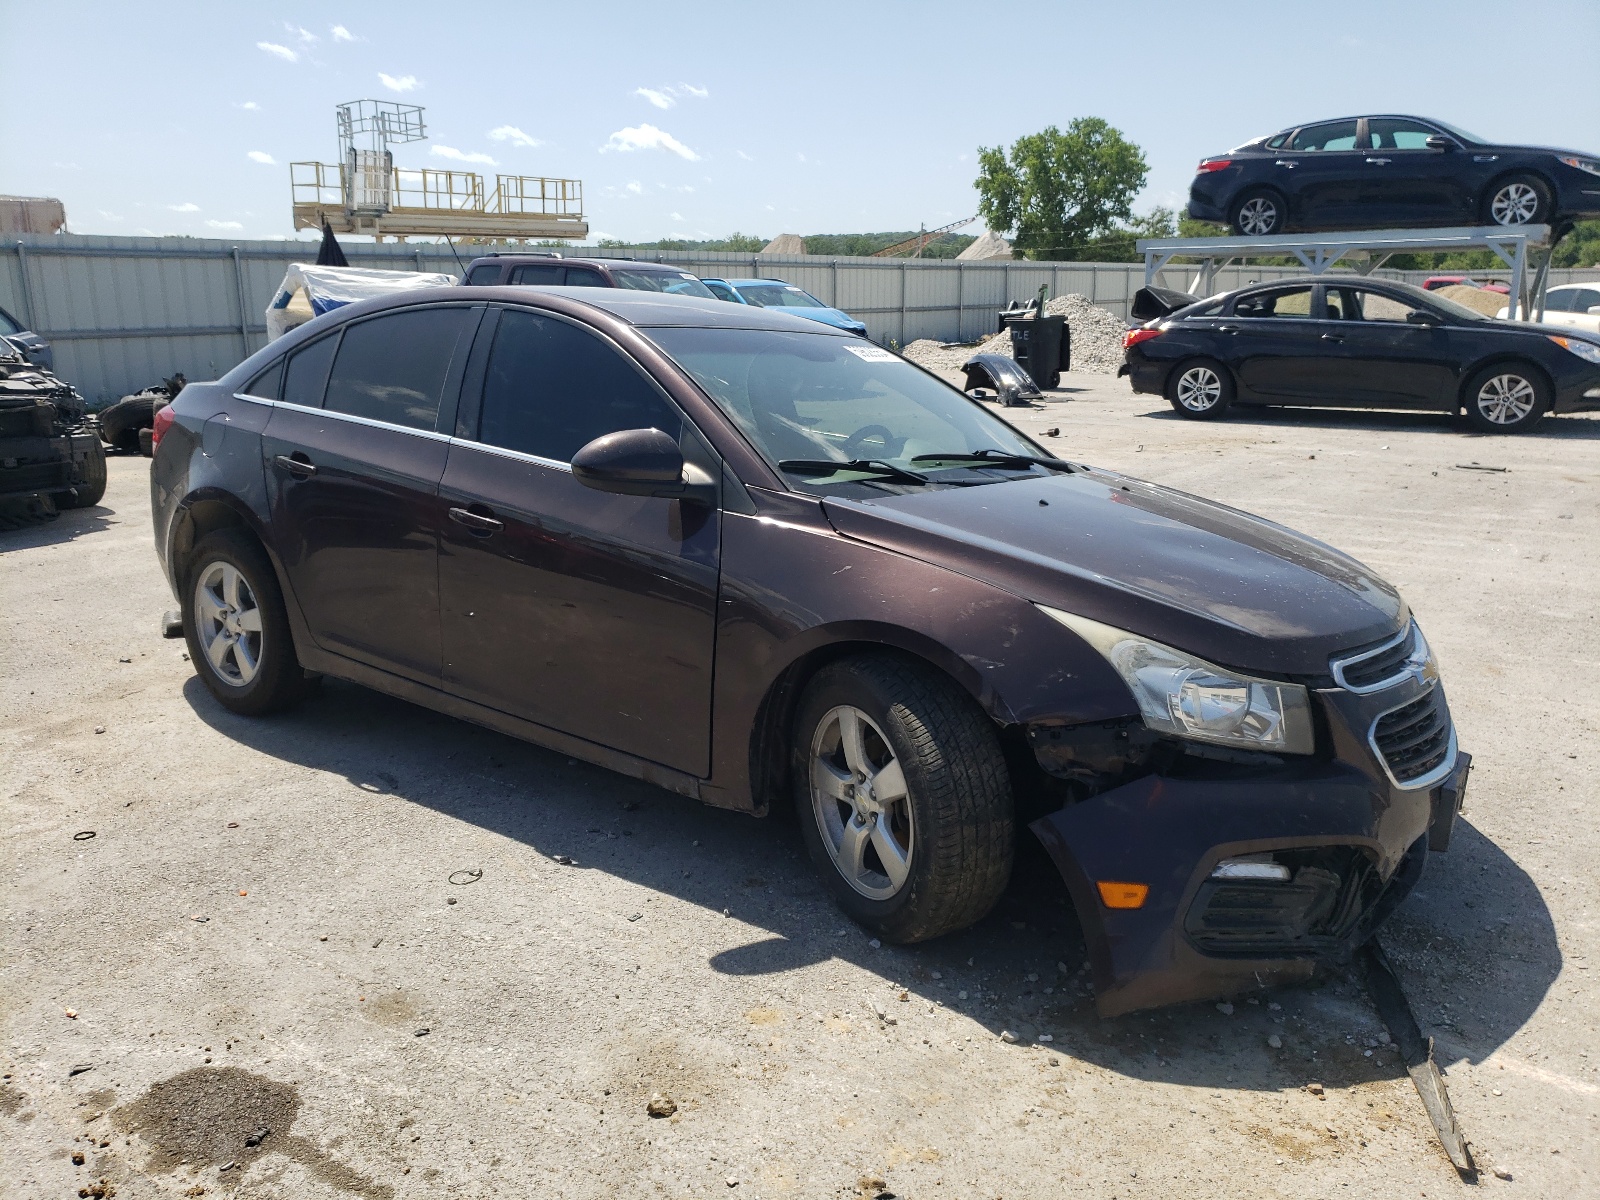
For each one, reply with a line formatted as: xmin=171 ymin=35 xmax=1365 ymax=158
xmin=1497 ymin=283 xmax=1600 ymax=333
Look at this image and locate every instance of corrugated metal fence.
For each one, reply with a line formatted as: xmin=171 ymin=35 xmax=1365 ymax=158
xmin=5 ymin=233 xmax=1599 ymax=404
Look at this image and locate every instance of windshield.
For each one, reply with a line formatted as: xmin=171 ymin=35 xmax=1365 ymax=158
xmin=648 ymin=328 xmax=1053 ymax=495
xmin=610 ymin=269 xmax=717 ymax=299
xmin=1430 ymin=119 xmax=1487 ymax=145
xmin=737 ymin=283 xmax=828 ymax=309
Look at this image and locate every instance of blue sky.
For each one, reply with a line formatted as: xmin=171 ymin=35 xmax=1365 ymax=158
xmin=5 ymin=0 xmax=1597 ymax=244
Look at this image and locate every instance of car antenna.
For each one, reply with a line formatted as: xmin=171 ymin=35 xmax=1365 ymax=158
xmin=442 ymin=234 xmax=467 ymax=275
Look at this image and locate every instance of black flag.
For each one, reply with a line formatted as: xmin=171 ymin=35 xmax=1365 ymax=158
xmin=315 ymin=220 xmax=349 ymax=267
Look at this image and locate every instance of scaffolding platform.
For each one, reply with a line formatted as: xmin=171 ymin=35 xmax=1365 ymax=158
xmin=1136 ymin=225 xmax=1556 ymax=320
xmin=291 ymin=161 xmax=588 ymax=241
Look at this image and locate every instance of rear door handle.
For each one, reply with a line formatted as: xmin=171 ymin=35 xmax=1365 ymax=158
xmin=273 ymin=453 xmax=316 ymax=478
xmin=1274 ymin=160 xmax=1298 ymax=168
xmin=1366 ymin=157 xmax=1391 ymax=165
xmin=1217 ymin=325 xmax=1241 ymax=334
xmin=448 ymin=505 xmax=504 ymax=536
xmin=1321 ymin=333 xmax=1345 ymax=342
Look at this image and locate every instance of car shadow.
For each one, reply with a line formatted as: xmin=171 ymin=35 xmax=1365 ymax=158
xmin=1138 ymin=402 xmax=1600 ymax=439
xmin=182 ymin=674 xmax=1559 ymax=1091
xmin=0 ymin=500 xmax=115 ymax=548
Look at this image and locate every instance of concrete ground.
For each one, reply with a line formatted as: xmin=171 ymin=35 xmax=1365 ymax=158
xmin=3 ymin=378 xmax=1597 ymax=1199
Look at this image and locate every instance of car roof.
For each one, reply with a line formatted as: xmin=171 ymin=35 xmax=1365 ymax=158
xmin=469 ymin=255 xmax=690 ymax=272
xmin=455 ymin=285 xmax=846 ymax=331
xmin=1266 ymin=114 xmax=1445 ymax=136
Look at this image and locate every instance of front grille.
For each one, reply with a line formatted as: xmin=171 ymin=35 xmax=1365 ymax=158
xmin=1334 ymin=625 xmax=1415 ymax=691
xmin=1373 ymin=688 xmax=1452 ymax=784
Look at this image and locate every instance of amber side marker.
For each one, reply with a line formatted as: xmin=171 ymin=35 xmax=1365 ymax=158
xmin=1097 ymin=881 xmax=1149 ymax=909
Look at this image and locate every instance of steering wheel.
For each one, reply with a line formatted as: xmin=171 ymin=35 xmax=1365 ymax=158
xmin=841 ymin=424 xmax=901 ymax=459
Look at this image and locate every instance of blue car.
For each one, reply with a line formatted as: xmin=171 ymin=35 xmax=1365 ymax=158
xmin=700 ymin=277 xmax=869 ymax=336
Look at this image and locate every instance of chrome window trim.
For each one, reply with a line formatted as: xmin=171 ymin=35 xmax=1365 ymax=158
xmin=444 ymin=436 xmax=573 ymax=474
xmin=1329 ymin=621 xmax=1417 ymax=694
xmin=1367 ymin=685 xmax=1458 ymax=792
xmin=230 ymin=392 xmax=453 ymax=442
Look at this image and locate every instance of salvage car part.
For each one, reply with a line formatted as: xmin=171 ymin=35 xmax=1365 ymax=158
xmin=0 ymin=336 xmax=104 ymax=514
xmin=960 ymin=353 xmax=1041 ymax=406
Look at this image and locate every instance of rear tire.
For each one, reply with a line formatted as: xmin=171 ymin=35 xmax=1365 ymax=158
xmin=1462 ymin=363 xmax=1548 ymax=433
xmin=1166 ymin=358 xmax=1235 ymax=420
xmin=793 ymin=654 xmax=1013 ymax=944
xmin=1230 ymin=188 xmax=1284 ymax=237
xmin=1481 ymin=174 xmax=1551 ymax=228
xmin=99 ymin=394 xmax=156 ymax=453
xmin=183 ymin=529 xmax=318 ymax=715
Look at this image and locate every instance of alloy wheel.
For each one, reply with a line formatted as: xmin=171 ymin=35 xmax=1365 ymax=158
xmin=1238 ymin=198 xmax=1279 ymax=236
xmin=193 ymin=560 xmax=264 ymax=686
xmin=1475 ymin=373 xmax=1537 ymax=425
xmin=809 ymin=705 xmax=914 ymax=901
xmin=1490 ymin=183 xmax=1539 ymax=225
xmin=1176 ymin=366 xmax=1223 ymax=412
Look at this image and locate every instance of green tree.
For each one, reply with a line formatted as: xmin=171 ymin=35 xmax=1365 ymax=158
xmin=975 ymin=119 xmax=1148 ymax=259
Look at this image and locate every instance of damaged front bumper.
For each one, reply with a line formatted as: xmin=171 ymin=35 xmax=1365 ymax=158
xmin=1025 ymin=678 xmax=1470 ymax=1016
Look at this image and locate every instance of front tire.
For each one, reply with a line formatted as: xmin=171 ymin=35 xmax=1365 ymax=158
xmin=1481 ymin=174 xmax=1551 ymax=227
xmin=183 ymin=529 xmax=318 ymax=715
xmin=1230 ymin=188 xmax=1284 ymax=236
xmin=1167 ymin=358 xmax=1235 ymax=420
xmin=793 ymin=654 xmax=1013 ymax=943
xmin=63 ymin=437 xmax=106 ymax=508
xmin=1463 ymin=363 xmax=1548 ymax=432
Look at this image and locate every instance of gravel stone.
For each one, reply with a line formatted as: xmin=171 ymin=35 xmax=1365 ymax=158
xmin=902 ymin=294 xmax=1128 ymax=377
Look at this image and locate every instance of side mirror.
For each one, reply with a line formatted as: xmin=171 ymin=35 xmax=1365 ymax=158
xmin=571 ymin=427 xmax=717 ymax=505
xmin=1424 ymin=135 xmax=1457 ymax=151
xmin=1406 ymin=309 xmax=1443 ymax=326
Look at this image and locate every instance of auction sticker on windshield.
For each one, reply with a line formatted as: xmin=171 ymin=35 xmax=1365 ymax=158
xmin=846 ymin=344 xmax=896 ymax=361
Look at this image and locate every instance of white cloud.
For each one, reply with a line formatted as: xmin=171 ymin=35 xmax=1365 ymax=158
xmin=285 ymin=23 xmax=318 ymax=44
xmin=635 ymin=87 xmax=674 ymax=110
xmin=796 ymin=152 xmax=807 ymax=163
xmin=379 ymin=72 xmax=418 ymax=93
xmin=602 ymin=124 xmax=699 ymax=161
xmin=98 ymin=210 xmax=124 ymax=222
xmin=680 ymin=83 xmax=708 ymax=99
xmin=257 ymin=41 xmax=297 ymax=62
xmin=634 ymin=83 xmax=709 ymax=110
xmin=247 ymin=150 xmax=276 ymax=164
xmin=331 ymin=24 xmax=354 ymax=41
xmin=206 ymin=220 xmax=244 ymax=230
xmin=670 ymin=212 xmax=684 ymax=221
xmin=431 ymin=145 xmax=496 ymax=165
xmin=626 ymin=181 xmax=642 ymax=194
xmin=736 ymin=150 xmax=754 ymax=162
xmin=239 ymin=101 xmax=261 ymax=111
xmin=488 ymin=125 xmax=541 ymax=148
xmin=169 ymin=203 xmax=200 ymax=212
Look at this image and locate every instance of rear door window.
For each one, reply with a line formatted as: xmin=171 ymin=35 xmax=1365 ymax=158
xmin=476 ymin=309 xmax=681 ymax=462
xmin=244 ymin=358 xmax=284 ymax=400
xmin=465 ymin=263 xmax=503 ymax=285
xmin=564 ymin=267 xmax=606 ymax=287
xmin=322 ymin=307 xmax=473 ymax=431
xmin=1542 ymin=289 xmax=1575 ymax=312
xmin=510 ymin=264 xmax=565 ymax=285
xmin=1232 ymin=287 xmax=1314 ymax=318
xmin=282 ymin=332 xmax=339 ymax=408
xmin=1289 ymin=120 xmax=1359 ymax=151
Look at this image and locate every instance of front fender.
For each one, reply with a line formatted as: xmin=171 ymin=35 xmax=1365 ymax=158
xmin=702 ymin=492 xmax=1137 ymax=809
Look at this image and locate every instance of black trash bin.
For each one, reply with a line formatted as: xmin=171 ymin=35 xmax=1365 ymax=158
xmin=1004 ymin=313 xmax=1069 ymax=390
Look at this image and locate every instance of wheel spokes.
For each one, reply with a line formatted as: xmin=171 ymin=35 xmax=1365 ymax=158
xmin=236 ymin=605 xmax=263 ymax=634
xmin=871 ymin=758 xmax=907 ymax=805
xmin=835 ymin=814 xmax=871 ymax=881
xmin=869 ymin=817 xmax=911 ymax=889
xmin=206 ymin=630 xmax=235 ymax=672
xmin=837 ymin=708 xmax=869 ymax=778
xmin=221 ymin=564 xmax=244 ymax=610
xmin=812 ymin=757 xmax=853 ymax=804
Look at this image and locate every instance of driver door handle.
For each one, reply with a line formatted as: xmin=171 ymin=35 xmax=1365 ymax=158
xmin=1321 ymin=333 xmax=1345 ymax=342
xmin=1366 ymin=157 xmax=1391 ymax=165
xmin=1274 ymin=160 xmax=1298 ymax=168
xmin=448 ymin=505 xmax=503 ymax=536
xmin=1216 ymin=325 xmax=1241 ymax=334
xmin=274 ymin=453 xmax=317 ymax=478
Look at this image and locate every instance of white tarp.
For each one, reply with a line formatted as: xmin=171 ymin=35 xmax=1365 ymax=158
xmin=265 ymin=264 xmax=456 ymax=340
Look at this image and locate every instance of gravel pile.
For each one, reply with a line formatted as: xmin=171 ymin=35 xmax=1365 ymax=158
xmin=901 ymin=293 xmax=1128 ymax=377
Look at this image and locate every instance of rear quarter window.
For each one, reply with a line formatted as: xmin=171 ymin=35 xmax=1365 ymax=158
xmin=465 ymin=264 xmax=503 ymax=285
xmin=282 ymin=333 xmax=339 ymax=407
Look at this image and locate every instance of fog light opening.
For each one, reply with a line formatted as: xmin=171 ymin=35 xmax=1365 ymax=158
xmin=1210 ymin=857 xmax=1291 ymax=882
xmin=1097 ymin=881 xmax=1150 ymax=909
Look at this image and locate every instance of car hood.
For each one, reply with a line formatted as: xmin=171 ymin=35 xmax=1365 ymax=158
xmin=821 ymin=468 xmax=1405 ymax=677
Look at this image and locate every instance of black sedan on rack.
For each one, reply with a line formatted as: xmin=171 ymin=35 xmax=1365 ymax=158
xmin=1120 ymin=277 xmax=1600 ymax=432
xmin=1187 ymin=115 xmax=1600 ymax=235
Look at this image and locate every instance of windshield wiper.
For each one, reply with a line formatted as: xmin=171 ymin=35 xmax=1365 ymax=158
xmin=778 ymin=458 xmax=930 ymax=485
xmin=910 ymin=449 xmax=1074 ymax=472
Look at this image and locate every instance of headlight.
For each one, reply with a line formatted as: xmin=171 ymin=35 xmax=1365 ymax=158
xmin=1039 ymin=607 xmax=1315 ymax=754
xmin=1549 ymin=334 xmax=1600 ymax=365
xmin=1557 ymin=155 xmax=1600 ymax=177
